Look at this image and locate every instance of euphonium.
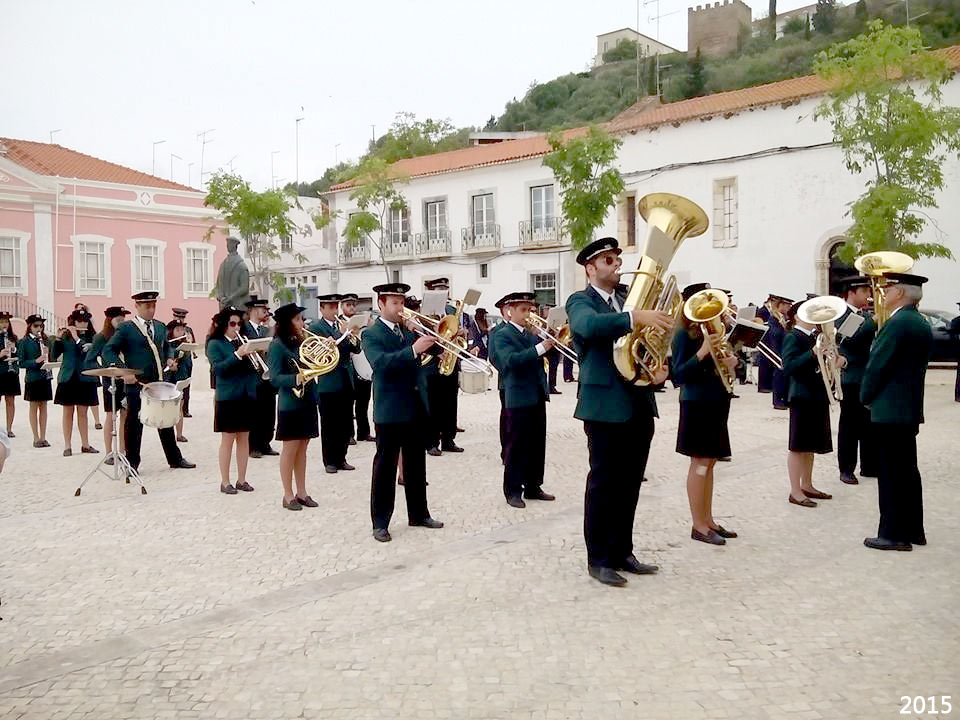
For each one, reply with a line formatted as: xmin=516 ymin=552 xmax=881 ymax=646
xmin=854 ymin=250 xmax=914 ymax=329
xmin=613 ymin=193 xmax=709 ymax=385
xmin=796 ymin=295 xmax=847 ymax=406
xmin=436 ymin=299 xmax=466 ymax=377
xmin=682 ymin=288 xmax=736 ymax=395
xmin=292 ymin=329 xmax=342 ymax=398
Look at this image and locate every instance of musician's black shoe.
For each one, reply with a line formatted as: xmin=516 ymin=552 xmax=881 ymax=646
xmin=588 ymin=566 xmax=627 ymax=587
xmin=441 ymin=442 xmax=464 ymax=453
xmin=859 ymin=469 xmax=878 ymax=478
xmin=863 ymin=536 xmax=912 ymax=551
xmin=182 ymin=412 xmax=193 ymax=418
xmin=840 ymin=472 xmax=859 ymax=485
xmin=295 ymin=495 xmax=318 ymax=508
xmin=524 ymin=489 xmax=555 ymax=501
xmin=773 ymin=403 xmax=788 ymax=410
xmin=338 ymin=462 xmax=355 ymax=471
xmin=282 ymin=497 xmax=302 ymax=511
xmin=236 ymin=480 xmax=255 ymax=492
xmin=718 ymin=456 xmax=732 ymax=462
xmin=176 ymin=435 xmax=188 ymax=443
xmin=81 ymin=446 xmax=99 ymax=454
xmin=730 ymin=393 xmax=741 ymax=399
xmin=712 ymin=525 xmax=738 ymax=539
xmin=5 ymin=430 xmax=13 ymax=438
xmin=348 ymin=438 xmax=357 ymax=446
xmin=692 ymin=528 xmax=726 ymax=545
xmin=409 ymin=517 xmax=443 ymax=529
xmin=63 ymin=448 xmax=72 ymax=457
xmin=262 ymin=446 xmax=279 ymax=456
xmin=361 ymin=435 xmax=376 ymax=442
xmin=619 ymin=556 xmax=660 ymax=574
xmin=220 ymin=483 xmax=238 ymax=495
xmin=427 ymin=447 xmax=442 ymax=457
xmin=373 ymin=528 xmax=392 ymax=542
xmin=506 ymin=495 xmax=526 ymax=509
xmin=249 ymin=450 xmax=263 ymax=458
xmin=94 ymin=423 xmax=103 ymax=430
xmin=324 ymin=464 xmax=338 ymax=474
xmin=170 ymin=459 xmax=196 ymax=469
xmin=456 ymin=426 xmax=466 ymax=433
xmin=912 ymin=534 xmax=927 ymax=546
xmin=549 ymin=388 xmax=561 ymax=395
xmin=104 ymin=457 xmax=114 ymax=466
xmin=802 ymin=488 xmax=832 ymax=500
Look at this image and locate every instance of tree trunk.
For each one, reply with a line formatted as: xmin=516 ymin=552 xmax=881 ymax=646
xmin=769 ymin=0 xmax=777 ymax=39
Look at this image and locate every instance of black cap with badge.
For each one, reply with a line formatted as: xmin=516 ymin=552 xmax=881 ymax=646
xmin=105 ymin=306 xmax=131 ymax=319
xmin=273 ymin=303 xmax=307 ymax=324
xmin=494 ymin=291 xmax=536 ymax=309
xmin=681 ymin=282 xmax=711 ymax=301
xmin=373 ymin=283 xmax=411 ymax=297
xmin=317 ymin=293 xmax=342 ymax=304
xmin=131 ymin=291 xmax=159 ymax=302
xmin=244 ymin=295 xmax=269 ymax=309
xmin=881 ymin=272 xmax=928 ymax=286
xmin=576 ymin=237 xmax=621 ymax=266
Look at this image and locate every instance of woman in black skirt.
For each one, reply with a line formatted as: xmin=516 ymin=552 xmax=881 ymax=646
xmin=0 ymin=311 xmax=22 ymax=436
xmin=86 ymin=306 xmax=130 ymax=463
xmin=52 ymin=309 xmax=99 ymax=456
xmin=206 ymin=307 xmax=259 ymax=495
xmin=167 ymin=321 xmax=194 ymax=444
xmin=18 ymin=314 xmax=53 ymax=448
xmin=782 ymin=301 xmax=843 ymax=508
xmin=267 ymin=303 xmax=319 ymax=511
xmin=671 ymin=284 xmax=740 ymax=546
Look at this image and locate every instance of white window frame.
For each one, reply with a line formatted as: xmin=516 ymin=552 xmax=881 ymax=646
xmin=71 ymin=234 xmax=114 ymax=297
xmin=424 ymin=200 xmax=448 ymax=241
xmin=179 ymin=242 xmax=214 ymax=298
xmin=0 ymin=229 xmax=31 ymax=294
xmin=529 ymin=271 xmax=557 ymax=306
xmin=713 ymin=177 xmax=739 ymax=248
xmin=389 ymin=207 xmax=410 ymax=244
xmin=472 ymin=193 xmax=495 ymax=235
xmin=126 ymin=238 xmax=167 ymax=297
xmin=530 ymin=185 xmax=555 ymax=231
xmin=280 ymin=235 xmax=293 ymax=253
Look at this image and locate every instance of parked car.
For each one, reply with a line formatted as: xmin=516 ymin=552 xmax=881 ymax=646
xmin=918 ymin=309 xmax=959 ymax=362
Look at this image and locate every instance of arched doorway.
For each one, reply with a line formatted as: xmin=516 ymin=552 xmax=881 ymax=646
xmin=828 ymin=240 xmax=857 ymax=296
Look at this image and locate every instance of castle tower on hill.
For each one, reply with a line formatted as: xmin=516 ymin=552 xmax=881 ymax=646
xmin=688 ymin=0 xmax=752 ymax=58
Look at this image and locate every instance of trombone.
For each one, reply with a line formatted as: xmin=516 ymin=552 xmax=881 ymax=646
xmin=238 ymin=334 xmax=270 ymax=380
xmin=400 ymin=307 xmax=494 ymax=376
xmin=526 ymin=313 xmax=578 ymax=364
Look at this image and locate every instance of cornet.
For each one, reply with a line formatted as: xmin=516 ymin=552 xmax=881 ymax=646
xmin=400 ymin=308 xmax=493 ymax=376
xmin=526 ymin=313 xmax=578 ymax=365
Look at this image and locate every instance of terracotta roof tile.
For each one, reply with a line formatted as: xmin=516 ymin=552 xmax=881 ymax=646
xmin=327 ymin=44 xmax=960 ymax=192
xmin=0 ymin=138 xmax=196 ymax=192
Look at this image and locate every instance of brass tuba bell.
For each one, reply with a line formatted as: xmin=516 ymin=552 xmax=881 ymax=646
xmin=853 ymin=250 xmax=914 ymax=329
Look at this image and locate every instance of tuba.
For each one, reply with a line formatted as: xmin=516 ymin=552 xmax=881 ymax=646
xmin=682 ymin=288 xmax=736 ymax=395
xmin=853 ymin=251 xmax=914 ymax=329
xmin=796 ymin=295 xmax=847 ymax=406
xmin=613 ymin=193 xmax=709 ymax=385
xmin=291 ymin=329 xmax=343 ymax=398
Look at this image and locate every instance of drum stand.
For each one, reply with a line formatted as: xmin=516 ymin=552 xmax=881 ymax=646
xmin=75 ymin=376 xmax=146 ymax=496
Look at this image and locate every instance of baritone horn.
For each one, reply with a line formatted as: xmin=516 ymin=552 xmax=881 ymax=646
xmin=613 ymin=193 xmax=709 ymax=385
xmin=854 ymin=250 xmax=914 ymax=329
xmin=682 ymin=288 xmax=736 ymax=394
xmin=796 ymin=295 xmax=847 ymax=406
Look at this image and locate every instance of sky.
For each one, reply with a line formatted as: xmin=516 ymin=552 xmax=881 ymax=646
xmin=2 ymin=0 xmax=815 ymax=191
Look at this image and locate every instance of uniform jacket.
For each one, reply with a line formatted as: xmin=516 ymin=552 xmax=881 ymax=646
xmin=861 ymin=305 xmax=932 ymax=425
xmin=18 ymin=334 xmax=52 ymax=384
xmin=565 ymin=285 xmax=657 ymax=423
xmin=51 ymin=329 xmax=97 ymax=384
xmin=207 ymin=336 xmax=258 ymax=402
xmin=487 ymin=322 xmax=548 ymax=409
xmin=102 ymin=318 xmax=174 ymax=384
xmin=781 ymin=328 xmax=828 ymax=404
xmin=362 ymin=318 xmax=423 ymax=424
xmin=307 ymin=316 xmax=357 ymax=394
xmin=267 ymin=336 xmax=319 ymax=411
xmin=835 ymin=307 xmax=876 ymax=387
xmin=670 ymin=327 xmax=729 ymax=403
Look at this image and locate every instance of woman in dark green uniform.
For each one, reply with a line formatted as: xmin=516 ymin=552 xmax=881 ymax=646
xmin=268 ymin=303 xmax=319 ymax=511
xmin=206 ymin=307 xmax=259 ymax=495
xmin=52 ymin=309 xmax=99 ymax=456
xmin=18 ymin=314 xmax=53 ymax=448
xmin=85 ymin=306 xmax=130 ymax=463
xmin=0 ymin=311 xmax=22 ymax=436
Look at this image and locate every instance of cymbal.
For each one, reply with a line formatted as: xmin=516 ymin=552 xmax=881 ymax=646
xmin=83 ymin=367 xmax=142 ymax=378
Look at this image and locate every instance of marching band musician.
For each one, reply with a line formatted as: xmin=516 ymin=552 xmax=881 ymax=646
xmin=102 ymin=291 xmax=196 ymax=474
xmin=781 ymin=299 xmax=841 ymax=508
xmin=267 ymin=303 xmax=320 ymax=511
xmin=861 ymin=272 xmax=932 ymax=551
xmin=308 ymin=294 xmax=359 ymax=474
xmin=423 ymin=277 xmax=464 ymax=456
xmin=671 ymin=283 xmax=739 ymax=546
xmin=51 ymin=308 xmax=99 ymax=457
xmin=340 ymin=293 xmax=375 ymax=444
xmin=86 ymin=306 xmax=130 ymax=463
xmin=206 ymin=306 xmax=259 ymax=495
xmin=767 ymin=294 xmax=793 ymax=410
xmin=243 ymin=296 xmax=279 ymax=457
xmin=166 ymin=321 xmax=193 ymax=444
xmin=487 ymin=292 xmax=556 ymax=509
xmin=755 ymin=295 xmax=775 ymax=393
xmin=171 ymin=308 xmax=195 ymax=418
xmin=565 ymin=238 xmax=671 ymax=587
xmin=0 ymin=311 xmax=21 ymax=437
xmin=18 ymin=314 xmax=53 ymax=448
xmin=834 ymin=276 xmax=878 ymax=485
xmin=363 ymin=283 xmax=444 ymax=543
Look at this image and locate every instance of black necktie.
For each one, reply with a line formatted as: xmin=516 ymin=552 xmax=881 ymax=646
xmin=393 ymin=325 xmax=403 ymax=340
xmin=607 ymin=296 xmax=616 ymax=311
xmin=145 ymin=320 xmax=152 ymax=338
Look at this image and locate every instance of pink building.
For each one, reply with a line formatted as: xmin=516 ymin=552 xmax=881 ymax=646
xmin=0 ymin=138 xmax=226 ymax=328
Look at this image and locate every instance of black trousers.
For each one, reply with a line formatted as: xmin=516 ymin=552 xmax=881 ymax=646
xmin=875 ymin=423 xmax=924 ymax=543
xmin=757 ymin=357 xmax=773 ymax=393
xmin=250 ymin=380 xmax=277 ymax=452
xmin=563 ymin=355 xmax=575 ymax=382
xmin=772 ymin=368 xmax=788 ymax=407
xmin=837 ymin=384 xmax=876 ymax=476
xmin=123 ymin=386 xmax=183 ymax=471
xmin=371 ymin=421 xmax=429 ymax=529
xmin=318 ymin=389 xmax=352 ymax=467
xmin=426 ymin=372 xmax=458 ymax=448
xmin=547 ymin=351 xmax=560 ymax=391
xmin=955 ymin=361 xmax=960 ymax=402
xmin=181 ymin=386 xmax=191 ymax=415
xmin=583 ymin=413 xmax=654 ymax=569
xmin=353 ymin=378 xmax=372 ymax=439
xmin=498 ymin=389 xmax=507 ymax=463
xmin=502 ymin=401 xmax=546 ymax=499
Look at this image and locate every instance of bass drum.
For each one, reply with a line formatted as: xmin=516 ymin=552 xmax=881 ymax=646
xmin=353 ymin=349 xmax=373 ymax=381
xmin=139 ymin=381 xmax=183 ymax=429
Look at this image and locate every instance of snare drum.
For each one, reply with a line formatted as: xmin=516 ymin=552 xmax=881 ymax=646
xmin=458 ymin=366 xmax=489 ymax=394
xmin=139 ymin=382 xmax=183 ymax=429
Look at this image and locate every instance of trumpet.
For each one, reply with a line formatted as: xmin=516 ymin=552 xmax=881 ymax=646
xmin=337 ymin=315 xmax=361 ymax=348
xmin=400 ymin=308 xmax=493 ymax=376
xmin=526 ymin=313 xmax=578 ymax=365
xmin=683 ymin=288 xmax=737 ymax=395
xmin=238 ymin=335 xmax=270 ymax=380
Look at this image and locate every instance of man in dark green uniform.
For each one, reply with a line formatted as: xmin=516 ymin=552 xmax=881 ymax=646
xmin=423 ymin=277 xmax=463 ymax=455
xmin=244 ymin=295 xmax=278 ymax=457
xmin=861 ymin=272 xmax=933 ymax=551
xmin=488 ymin=292 xmax=556 ymax=508
xmin=103 ymin=291 xmax=195 ymax=474
xmin=363 ymin=283 xmax=443 ymax=543
xmin=308 ymin=294 xmax=359 ymax=474
xmin=565 ymin=238 xmax=673 ymax=587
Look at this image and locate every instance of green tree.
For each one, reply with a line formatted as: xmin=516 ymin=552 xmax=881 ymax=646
xmin=367 ymin=112 xmax=472 ymax=163
xmin=204 ymin=172 xmax=315 ymax=302
xmin=541 ymin=126 xmax=625 ymax=250
xmin=340 ymin=157 xmax=410 ymax=281
xmin=684 ymin=48 xmax=708 ymax=98
xmin=814 ymin=20 xmax=960 ymax=261
xmin=813 ymin=0 xmax=838 ymax=34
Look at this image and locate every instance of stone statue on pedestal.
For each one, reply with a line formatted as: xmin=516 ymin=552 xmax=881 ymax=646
xmin=215 ymin=236 xmax=251 ymax=310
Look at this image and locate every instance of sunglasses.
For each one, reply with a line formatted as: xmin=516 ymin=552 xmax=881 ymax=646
xmin=228 ymin=320 xmax=241 ymax=327
xmin=31 ymin=323 xmax=43 ymax=329
xmin=592 ymin=254 xmax=621 ymax=267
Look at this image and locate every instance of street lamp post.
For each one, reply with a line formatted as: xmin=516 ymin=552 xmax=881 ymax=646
xmin=170 ymin=153 xmax=182 ymax=181
xmin=152 ymin=140 xmax=166 ymax=176
xmin=295 ymin=117 xmax=304 ymax=191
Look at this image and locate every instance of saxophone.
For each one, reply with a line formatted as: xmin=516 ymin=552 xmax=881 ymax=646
xmin=612 ymin=193 xmax=709 ymax=385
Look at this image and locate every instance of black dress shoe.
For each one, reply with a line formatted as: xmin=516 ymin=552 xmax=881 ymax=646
xmin=506 ymin=495 xmax=526 ymax=509
xmin=713 ymin=525 xmax=738 ymax=539
xmin=338 ymin=462 xmax=356 ymax=471
xmin=549 ymin=389 xmax=562 ymax=395
xmin=859 ymin=471 xmax=878 ymax=479
xmin=170 ymin=459 xmax=196 ymax=469
xmin=348 ymin=438 xmax=357 ymax=446
xmin=718 ymin=456 xmax=732 ymax=462
xmin=789 ymin=495 xmax=817 ymax=507
xmin=427 ymin=447 xmax=442 ymax=457
xmin=911 ymin=534 xmax=927 ymax=546
xmin=182 ymin=412 xmax=193 ymax=418
xmin=283 ymin=498 xmax=303 ymax=511
xmin=249 ymin=450 xmax=263 ymax=459
xmin=619 ymin=556 xmax=659 ymax=574
xmin=295 ymin=495 xmax=318 ymax=508
xmin=456 ymin=426 xmax=465 ymax=433
xmin=63 ymin=448 xmax=72 ymax=457
xmin=523 ymin=489 xmax=555 ymax=501
xmin=373 ymin=528 xmax=392 ymax=542
xmin=840 ymin=472 xmax=859 ymax=485
xmin=441 ymin=442 xmax=464 ymax=453
xmin=410 ymin=517 xmax=444 ymax=529
xmin=263 ymin=447 xmax=280 ymax=456
xmin=81 ymin=446 xmax=99 ymax=454
xmin=220 ymin=483 xmax=238 ymax=495
xmin=324 ymin=464 xmax=338 ymax=474
xmin=362 ymin=435 xmax=376 ymax=442
xmin=692 ymin=528 xmax=726 ymax=545
xmin=802 ymin=488 xmax=832 ymax=500
xmin=588 ymin=566 xmax=627 ymax=587
xmin=863 ymin=536 xmax=912 ymax=551
xmin=236 ymin=480 xmax=255 ymax=492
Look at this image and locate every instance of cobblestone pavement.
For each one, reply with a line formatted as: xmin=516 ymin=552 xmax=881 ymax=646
xmin=1 ymin=362 xmax=957 ymax=719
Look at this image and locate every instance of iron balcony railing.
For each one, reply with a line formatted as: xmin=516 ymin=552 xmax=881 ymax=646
xmin=415 ymin=229 xmax=452 ymax=257
xmin=461 ymin=223 xmax=501 ymax=252
xmin=519 ymin=217 xmax=567 ymax=248
xmin=381 ymin=234 xmax=414 ymax=260
xmin=337 ymin=240 xmax=371 ymax=264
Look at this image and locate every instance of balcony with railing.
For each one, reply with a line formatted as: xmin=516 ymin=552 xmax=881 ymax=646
xmin=415 ymin=229 xmax=452 ymax=258
xmin=461 ymin=223 xmax=501 ymax=253
xmin=381 ymin=234 xmax=414 ymax=261
xmin=519 ymin=217 xmax=567 ymax=249
xmin=337 ymin=239 xmax=371 ymax=265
